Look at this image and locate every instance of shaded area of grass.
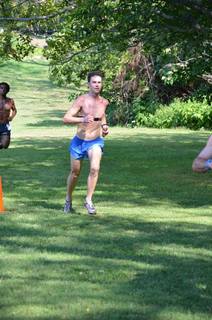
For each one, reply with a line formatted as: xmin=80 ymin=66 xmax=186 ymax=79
xmin=1 ymin=131 xmax=212 ymax=210
xmin=0 ymin=209 xmax=211 ymax=320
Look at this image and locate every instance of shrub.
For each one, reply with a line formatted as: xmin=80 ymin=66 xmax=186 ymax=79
xmin=133 ymin=99 xmax=212 ymax=130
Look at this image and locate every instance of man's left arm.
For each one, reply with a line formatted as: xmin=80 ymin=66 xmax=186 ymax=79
xmin=8 ymin=99 xmax=17 ymax=121
xmin=101 ymin=113 xmax=109 ymax=137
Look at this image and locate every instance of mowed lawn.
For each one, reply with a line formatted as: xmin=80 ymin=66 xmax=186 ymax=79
xmin=0 ymin=59 xmax=212 ymax=320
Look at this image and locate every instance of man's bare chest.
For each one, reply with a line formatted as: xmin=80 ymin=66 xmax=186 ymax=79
xmin=80 ymin=103 xmax=105 ymax=116
xmin=0 ymin=100 xmax=11 ymax=112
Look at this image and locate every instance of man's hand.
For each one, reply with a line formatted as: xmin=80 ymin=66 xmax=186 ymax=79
xmin=83 ymin=115 xmax=94 ymax=123
xmin=102 ymin=124 xmax=109 ymax=137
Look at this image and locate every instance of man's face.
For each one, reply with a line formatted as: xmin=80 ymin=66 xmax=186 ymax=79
xmin=0 ymin=84 xmax=6 ymax=95
xmin=88 ymin=75 xmax=102 ymax=94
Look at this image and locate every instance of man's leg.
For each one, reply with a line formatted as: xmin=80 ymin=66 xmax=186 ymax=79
xmin=64 ymin=157 xmax=82 ymax=212
xmin=192 ymin=135 xmax=212 ymax=172
xmin=66 ymin=157 xmax=82 ymax=201
xmin=0 ymin=134 xmax=10 ymax=149
xmin=84 ymin=146 xmax=102 ymax=213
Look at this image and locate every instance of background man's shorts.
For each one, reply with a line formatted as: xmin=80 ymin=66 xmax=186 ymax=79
xmin=0 ymin=123 xmax=11 ymax=136
xmin=69 ymin=135 xmax=104 ymax=160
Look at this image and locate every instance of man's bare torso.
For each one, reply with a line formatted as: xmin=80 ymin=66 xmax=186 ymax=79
xmin=0 ymin=98 xmax=13 ymax=123
xmin=76 ymin=94 xmax=108 ymax=140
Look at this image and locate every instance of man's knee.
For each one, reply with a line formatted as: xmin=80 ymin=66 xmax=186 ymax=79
xmin=192 ymin=157 xmax=210 ymax=173
xmin=71 ymin=168 xmax=80 ymax=179
xmin=192 ymin=159 xmax=199 ymax=172
xmin=0 ymin=143 xmax=9 ymax=149
xmin=0 ymin=136 xmax=10 ymax=149
xmin=89 ymin=167 xmax=100 ymax=177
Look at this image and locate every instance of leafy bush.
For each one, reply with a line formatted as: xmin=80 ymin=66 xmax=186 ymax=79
xmin=176 ymin=100 xmax=212 ymax=130
xmin=133 ymin=99 xmax=212 ymax=130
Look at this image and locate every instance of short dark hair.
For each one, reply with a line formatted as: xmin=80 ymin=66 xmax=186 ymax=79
xmin=87 ymin=71 xmax=104 ymax=83
xmin=0 ymin=82 xmax=10 ymax=97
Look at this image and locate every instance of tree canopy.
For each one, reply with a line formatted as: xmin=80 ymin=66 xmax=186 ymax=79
xmin=0 ymin=1 xmax=211 ymax=104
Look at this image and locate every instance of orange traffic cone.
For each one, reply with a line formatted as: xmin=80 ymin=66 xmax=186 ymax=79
xmin=0 ymin=176 xmax=5 ymax=212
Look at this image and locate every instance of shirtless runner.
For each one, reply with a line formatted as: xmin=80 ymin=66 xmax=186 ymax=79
xmin=0 ymin=82 xmax=17 ymax=149
xmin=192 ymin=135 xmax=212 ymax=173
xmin=63 ymin=71 xmax=109 ymax=215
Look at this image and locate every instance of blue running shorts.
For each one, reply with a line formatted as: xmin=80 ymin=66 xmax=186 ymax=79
xmin=69 ymin=135 xmax=104 ymax=160
xmin=0 ymin=123 xmax=11 ymax=135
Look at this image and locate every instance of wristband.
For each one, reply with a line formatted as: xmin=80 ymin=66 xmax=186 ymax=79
xmin=205 ymin=159 xmax=212 ymax=170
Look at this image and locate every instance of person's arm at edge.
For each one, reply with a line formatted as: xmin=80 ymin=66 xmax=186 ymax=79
xmin=8 ymin=99 xmax=17 ymax=121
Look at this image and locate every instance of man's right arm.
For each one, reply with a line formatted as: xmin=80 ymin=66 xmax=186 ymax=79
xmin=63 ymin=96 xmax=85 ymax=124
xmin=63 ymin=96 xmax=95 ymax=125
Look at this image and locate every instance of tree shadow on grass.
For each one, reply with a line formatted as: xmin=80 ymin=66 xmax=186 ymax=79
xmin=99 ymin=131 xmax=212 ymax=208
xmin=0 ymin=132 xmax=211 ymax=209
xmin=26 ymin=109 xmax=65 ymax=128
xmin=0 ymin=212 xmax=211 ymax=320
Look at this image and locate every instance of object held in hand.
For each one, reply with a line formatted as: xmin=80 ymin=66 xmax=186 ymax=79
xmin=101 ymin=123 xmax=109 ymax=137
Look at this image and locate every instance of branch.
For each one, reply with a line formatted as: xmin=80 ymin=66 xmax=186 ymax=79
xmin=0 ymin=0 xmax=29 ymax=6
xmin=173 ymin=0 xmax=212 ymax=17
xmin=53 ymin=45 xmax=97 ymax=65
xmin=155 ymin=5 xmax=212 ymax=32
xmin=1 ymin=0 xmax=29 ymax=10
xmin=0 ymin=5 xmax=74 ymax=21
xmin=200 ymin=74 xmax=212 ymax=84
xmin=154 ymin=22 xmax=210 ymax=34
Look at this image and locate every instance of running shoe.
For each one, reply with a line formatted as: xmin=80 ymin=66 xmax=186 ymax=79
xmin=84 ymin=201 xmax=96 ymax=215
xmin=63 ymin=200 xmax=73 ymax=213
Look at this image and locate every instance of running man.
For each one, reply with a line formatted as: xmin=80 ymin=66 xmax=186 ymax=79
xmin=63 ymin=71 xmax=109 ymax=215
xmin=0 ymin=82 xmax=17 ymax=149
xmin=192 ymin=135 xmax=212 ymax=172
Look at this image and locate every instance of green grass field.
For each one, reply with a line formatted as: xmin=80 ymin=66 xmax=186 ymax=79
xmin=0 ymin=59 xmax=212 ymax=320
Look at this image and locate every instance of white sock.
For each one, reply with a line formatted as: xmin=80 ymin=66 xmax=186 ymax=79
xmin=86 ymin=198 xmax=92 ymax=205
